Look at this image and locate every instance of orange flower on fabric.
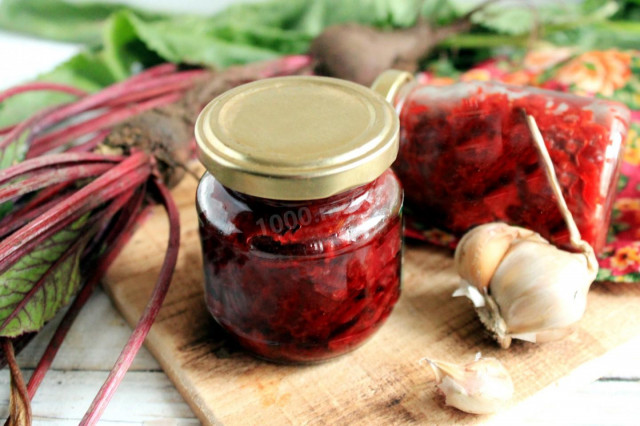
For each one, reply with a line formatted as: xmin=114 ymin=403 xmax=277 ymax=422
xmin=623 ymin=129 xmax=640 ymax=166
xmin=416 ymin=73 xmax=455 ymax=86
xmin=555 ymin=50 xmax=631 ymax=96
xmin=615 ymin=198 xmax=640 ymax=211
xmin=501 ymin=70 xmax=533 ymax=86
xmin=461 ymin=69 xmax=491 ymax=82
xmin=429 ymin=77 xmax=456 ymax=86
xmin=624 ymin=145 xmax=640 ymax=166
xmin=610 ymin=245 xmax=640 ymax=270
xmin=523 ymin=47 xmax=574 ymax=72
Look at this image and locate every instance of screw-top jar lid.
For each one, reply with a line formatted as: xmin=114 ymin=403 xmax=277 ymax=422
xmin=195 ymin=76 xmax=399 ymax=200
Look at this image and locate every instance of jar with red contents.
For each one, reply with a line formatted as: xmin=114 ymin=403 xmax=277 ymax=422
xmin=373 ymin=70 xmax=630 ymax=253
xmin=195 ymin=76 xmax=403 ymax=363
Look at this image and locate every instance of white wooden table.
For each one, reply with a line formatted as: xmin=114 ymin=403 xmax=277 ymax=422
xmin=1 ymin=20 xmax=640 ymax=426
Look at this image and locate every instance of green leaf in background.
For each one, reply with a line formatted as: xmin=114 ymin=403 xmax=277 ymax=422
xmin=1 ymin=0 xmax=635 ymax=70
xmin=48 ymin=0 xmax=439 ymax=67
xmin=0 ymin=217 xmax=91 ymax=337
xmin=0 ymin=0 xmax=636 ymax=132
xmin=462 ymin=0 xmax=618 ymax=36
xmin=0 ymin=0 xmax=163 ymax=44
xmin=120 ymin=11 xmax=286 ymax=68
xmin=0 ymin=0 xmax=442 ymax=128
xmin=0 ymin=0 xmax=429 ymax=52
xmin=618 ymin=174 xmax=630 ymax=192
xmin=0 ymin=50 xmax=117 ymax=128
xmin=596 ymin=267 xmax=613 ymax=281
xmin=101 ymin=11 xmax=166 ymax=80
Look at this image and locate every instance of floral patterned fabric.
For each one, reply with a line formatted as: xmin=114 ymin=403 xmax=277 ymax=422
xmin=412 ymin=48 xmax=640 ymax=282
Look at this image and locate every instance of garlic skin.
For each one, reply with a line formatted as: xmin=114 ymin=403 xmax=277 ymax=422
xmin=491 ymin=236 xmax=595 ymax=337
xmin=454 ymin=223 xmax=597 ymax=348
xmin=426 ymin=354 xmax=514 ymax=414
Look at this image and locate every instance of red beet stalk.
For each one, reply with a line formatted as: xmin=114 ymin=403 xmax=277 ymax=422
xmin=0 ymin=152 xmax=151 ymax=275
xmin=28 ymin=92 xmax=182 ymax=157
xmin=0 ymin=56 xmax=312 ymax=424
xmin=2 ymin=338 xmax=31 ymax=424
xmin=81 ymin=179 xmax=179 ymax=425
xmin=0 ymin=82 xmax=86 ymax=103
xmin=26 ymin=188 xmax=147 ymax=398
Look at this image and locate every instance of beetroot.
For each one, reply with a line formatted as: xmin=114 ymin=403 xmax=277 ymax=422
xmin=309 ymin=1 xmax=496 ymax=85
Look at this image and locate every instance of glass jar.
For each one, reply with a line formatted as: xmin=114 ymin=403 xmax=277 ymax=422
xmin=195 ymin=76 xmax=403 ymax=363
xmin=373 ymin=70 xmax=631 ymax=253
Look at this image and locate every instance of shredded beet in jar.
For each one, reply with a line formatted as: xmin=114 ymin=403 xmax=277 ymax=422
xmin=194 ymin=76 xmax=403 ymax=363
xmin=390 ymin=80 xmax=630 ymax=253
xmin=197 ymin=170 xmax=402 ymax=363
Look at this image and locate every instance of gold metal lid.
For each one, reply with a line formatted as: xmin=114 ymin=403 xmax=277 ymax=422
xmin=195 ymin=76 xmax=399 ymax=200
xmin=371 ymin=70 xmax=414 ymax=103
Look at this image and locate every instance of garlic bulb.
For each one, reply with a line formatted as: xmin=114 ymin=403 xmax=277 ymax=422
xmin=453 ymin=115 xmax=599 ymax=348
xmin=424 ymin=354 xmax=514 ymax=414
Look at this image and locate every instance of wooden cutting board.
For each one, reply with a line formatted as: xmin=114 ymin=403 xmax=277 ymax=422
xmin=103 ymin=167 xmax=640 ymax=425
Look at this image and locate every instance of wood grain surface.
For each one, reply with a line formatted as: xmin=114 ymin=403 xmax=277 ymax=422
xmin=103 ymin=167 xmax=640 ymax=425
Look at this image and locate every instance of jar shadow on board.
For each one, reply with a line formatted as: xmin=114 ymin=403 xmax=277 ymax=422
xmin=194 ymin=76 xmax=404 ymax=364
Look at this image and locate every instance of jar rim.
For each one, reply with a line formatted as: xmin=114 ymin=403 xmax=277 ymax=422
xmin=195 ymin=76 xmax=399 ymax=200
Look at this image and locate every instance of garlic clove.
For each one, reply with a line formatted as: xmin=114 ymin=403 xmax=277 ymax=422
xmin=424 ymin=355 xmax=514 ymax=415
xmin=490 ymin=239 xmax=595 ymax=336
xmin=454 ymin=232 xmax=595 ymax=348
xmin=455 ymin=223 xmax=535 ymax=291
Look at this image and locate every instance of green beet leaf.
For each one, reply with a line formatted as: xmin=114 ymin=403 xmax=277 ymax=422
xmin=0 ymin=0 xmax=163 ymax=45
xmin=0 ymin=217 xmax=91 ymax=337
xmin=0 ymin=0 xmax=634 ymax=152
xmin=0 ymin=129 xmax=32 ymax=219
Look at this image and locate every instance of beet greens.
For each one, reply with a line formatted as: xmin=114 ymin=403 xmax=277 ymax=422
xmin=0 ymin=56 xmax=311 ymax=424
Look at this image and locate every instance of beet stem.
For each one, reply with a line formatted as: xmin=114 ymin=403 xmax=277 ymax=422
xmin=0 ymin=162 xmax=115 ymax=204
xmin=0 ymin=187 xmax=141 ymax=333
xmin=0 ymin=194 xmax=68 ymax=239
xmin=0 ymin=103 xmax=65 ymax=150
xmin=2 ymin=339 xmax=32 ymax=425
xmin=67 ymin=130 xmax=111 ymax=153
xmin=0 ymin=82 xmax=86 ymax=104
xmin=31 ymin=70 xmax=203 ymax=139
xmin=25 ymin=188 xmax=145 ymax=399
xmin=105 ymin=78 xmax=195 ymax=108
xmin=28 ymin=92 xmax=182 ymax=157
xmin=12 ymin=180 xmax=78 ymax=216
xmin=0 ymin=152 xmax=151 ymax=275
xmin=0 ymin=125 xmax=16 ymax=135
xmin=120 ymin=63 xmax=178 ymax=85
xmin=0 ymin=68 xmax=200 ymax=153
xmin=0 ymin=152 xmax=122 ymax=186
xmin=80 ymin=178 xmax=180 ymax=425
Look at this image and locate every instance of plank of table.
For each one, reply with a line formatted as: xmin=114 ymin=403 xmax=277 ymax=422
xmin=0 ymin=288 xmax=638 ymax=424
xmin=0 ymin=288 xmax=198 ymax=423
xmin=0 ymin=370 xmax=197 ymax=425
xmin=5 ymin=288 xmax=159 ymax=371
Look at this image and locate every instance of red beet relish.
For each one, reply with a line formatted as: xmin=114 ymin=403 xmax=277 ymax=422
xmin=196 ymin=169 xmax=403 ymax=363
xmin=393 ymin=81 xmax=630 ymax=253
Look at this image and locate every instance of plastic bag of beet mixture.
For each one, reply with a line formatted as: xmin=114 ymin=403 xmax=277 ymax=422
xmin=405 ymin=49 xmax=640 ymax=283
